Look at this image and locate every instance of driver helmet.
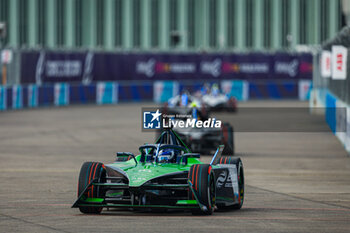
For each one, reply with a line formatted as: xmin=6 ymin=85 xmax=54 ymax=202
xmin=201 ymin=83 xmax=210 ymax=95
xmin=211 ymin=83 xmax=219 ymax=96
xmin=190 ymin=100 xmax=199 ymax=108
xmin=158 ymin=148 xmax=175 ymax=162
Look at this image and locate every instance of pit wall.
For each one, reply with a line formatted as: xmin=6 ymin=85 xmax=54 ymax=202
xmin=310 ymin=88 xmax=350 ymax=153
xmin=0 ymin=80 xmax=311 ymax=111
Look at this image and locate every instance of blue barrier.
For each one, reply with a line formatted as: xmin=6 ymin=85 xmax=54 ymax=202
xmin=179 ymin=83 xmax=204 ymax=94
xmin=22 ymin=86 xmax=28 ymax=108
xmin=6 ymin=87 xmax=12 ymax=109
xmin=27 ymin=84 xmax=38 ymax=108
xmin=96 ymin=82 xmax=118 ymax=105
xmin=38 ymin=85 xmax=54 ymax=106
xmin=325 ymin=91 xmax=337 ymax=133
xmin=249 ymin=81 xmax=298 ymax=99
xmin=298 ymin=80 xmax=312 ymax=101
xmin=54 ymin=83 xmax=69 ymax=106
xmin=0 ymin=86 xmax=6 ymax=110
xmin=318 ymin=89 xmax=350 ymax=153
xmin=178 ymin=80 xmax=249 ymax=101
xmin=0 ymin=80 xmax=311 ymax=112
xmin=11 ymin=85 xmax=23 ymax=109
xmin=221 ymin=80 xmax=249 ymax=101
xmin=119 ymin=83 xmax=153 ymax=102
xmin=69 ymin=84 xmax=96 ymax=104
xmin=154 ymin=81 xmax=179 ymax=103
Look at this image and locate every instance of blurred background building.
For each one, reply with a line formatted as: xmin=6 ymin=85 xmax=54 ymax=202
xmin=1 ymin=0 xmax=350 ymax=152
xmin=0 ymin=0 xmax=346 ymax=51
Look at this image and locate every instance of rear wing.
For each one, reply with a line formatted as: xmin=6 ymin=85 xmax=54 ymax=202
xmin=210 ymin=145 xmax=224 ymax=165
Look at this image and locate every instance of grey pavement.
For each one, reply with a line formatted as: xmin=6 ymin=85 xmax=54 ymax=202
xmin=0 ymin=101 xmax=349 ymax=233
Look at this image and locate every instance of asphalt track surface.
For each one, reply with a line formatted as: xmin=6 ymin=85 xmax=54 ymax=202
xmin=1 ymin=101 xmax=350 ymax=233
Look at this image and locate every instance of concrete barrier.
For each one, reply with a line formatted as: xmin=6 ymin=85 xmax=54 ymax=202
xmin=96 ymin=82 xmax=118 ymax=105
xmin=119 ymin=83 xmax=153 ymax=102
xmin=153 ymin=81 xmax=179 ymax=103
xmin=11 ymin=85 xmax=23 ymax=109
xmin=54 ymin=83 xmax=69 ymax=106
xmin=28 ymin=84 xmax=38 ymax=108
xmin=325 ymin=91 xmax=337 ymax=133
xmin=0 ymin=79 xmax=312 ymax=111
xmin=221 ymin=80 xmax=249 ymax=101
xmin=249 ymin=81 xmax=299 ymax=99
xmin=322 ymin=90 xmax=350 ymax=153
xmin=69 ymin=84 xmax=96 ymax=104
xmin=298 ymin=80 xmax=312 ymax=101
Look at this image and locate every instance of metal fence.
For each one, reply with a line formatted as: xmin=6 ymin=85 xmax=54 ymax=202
xmin=316 ymin=26 xmax=350 ymax=105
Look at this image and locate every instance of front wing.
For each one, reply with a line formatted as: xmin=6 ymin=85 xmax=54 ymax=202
xmin=72 ymin=166 xmax=240 ymax=211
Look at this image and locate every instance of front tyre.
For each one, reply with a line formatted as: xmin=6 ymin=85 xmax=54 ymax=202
xmin=77 ymin=162 xmax=106 ymax=214
xmin=217 ymin=157 xmax=244 ymax=210
xmin=188 ymin=164 xmax=216 ymax=215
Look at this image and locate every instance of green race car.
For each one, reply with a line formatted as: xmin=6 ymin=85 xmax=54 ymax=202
xmin=72 ymin=129 xmax=244 ymax=215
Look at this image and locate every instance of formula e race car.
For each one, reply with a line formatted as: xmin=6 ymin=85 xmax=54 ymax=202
xmin=198 ymin=84 xmax=237 ymax=112
xmin=72 ymin=129 xmax=244 ymax=215
xmin=173 ymin=121 xmax=235 ymax=156
xmin=165 ymin=91 xmax=209 ymax=119
xmin=201 ymin=93 xmax=237 ymax=112
xmin=158 ymin=105 xmax=235 ymax=155
xmin=166 ymin=86 xmax=237 ymax=115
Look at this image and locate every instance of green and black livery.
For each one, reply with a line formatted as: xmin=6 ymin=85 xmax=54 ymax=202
xmin=72 ymin=129 xmax=244 ymax=215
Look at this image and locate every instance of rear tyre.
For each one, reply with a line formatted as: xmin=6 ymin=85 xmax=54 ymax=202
xmin=228 ymin=97 xmax=237 ymax=112
xmin=77 ymin=162 xmax=106 ymax=214
xmin=217 ymin=157 xmax=244 ymax=210
xmin=188 ymin=164 xmax=216 ymax=215
xmin=200 ymin=105 xmax=209 ymax=120
xmin=222 ymin=123 xmax=235 ymax=155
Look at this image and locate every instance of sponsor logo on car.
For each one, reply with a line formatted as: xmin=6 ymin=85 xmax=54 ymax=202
xmin=216 ymin=170 xmax=233 ymax=188
xmin=216 ymin=170 xmax=227 ymax=188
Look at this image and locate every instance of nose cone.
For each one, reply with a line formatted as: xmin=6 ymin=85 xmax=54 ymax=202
xmin=124 ymin=164 xmax=188 ymax=187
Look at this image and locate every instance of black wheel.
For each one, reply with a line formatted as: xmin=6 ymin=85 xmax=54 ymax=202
xmin=188 ymin=164 xmax=216 ymax=215
xmin=217 ymin=157 xmax=244 ymax=210
xmin=222 ymin=123 xmax=235 ymax=155
xmin=228 ymin=97 xmax=237 ymax=112
xmin=77 ymin=162 xmax=106 ymax=214
xmin=200 ymin=105 xmax=209 ymax=120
